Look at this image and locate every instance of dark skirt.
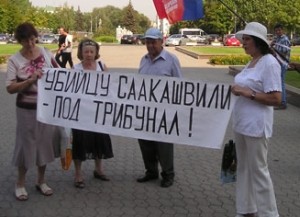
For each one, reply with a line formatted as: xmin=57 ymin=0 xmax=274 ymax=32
xmin=72 ymin=129 xmax=114 ymax=161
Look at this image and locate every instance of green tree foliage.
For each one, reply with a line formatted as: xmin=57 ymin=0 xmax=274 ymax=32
xmin=0 ymin=0 xmax=9 ymax=33
xmin=170 ymin=0 xmax=300 ymax=36
xmin=6 ymin=4 xmax=22 ymax=33
xmin=135 ymin=14 xmax=151 ymax=34
xmin=26 ymin=8 xmax=50 ymax=30
xmin=90 ymin=4 xmax=150 ymax=37
xmin=121 ymin=5 xmax=151 ymax=34
xmin=4 ymin=0 xmax=32 ymax=33
xmin=122 ymin=1 xmax=137 ymax=33
xmin=90 ymin=6 xmax=123 ymax=36
xmin=2 ymin=0 xmax=300 ymax=39
xmin=0 ymin=1 xmax=150 ymax=37
xmin=199 ymin=0 xmax=234 ymax=34
xmin=53 ymin=4 xmax=76 ymax=33
xmin=74 ymin=8 xmax=85 ymax=32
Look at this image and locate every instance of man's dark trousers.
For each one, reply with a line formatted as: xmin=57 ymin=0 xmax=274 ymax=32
xmin=138 ymin=139 xmax=175 ymax=181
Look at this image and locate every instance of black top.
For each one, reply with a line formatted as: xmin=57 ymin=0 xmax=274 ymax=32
xmin=58 ymin=34 xmax=66 ymax=46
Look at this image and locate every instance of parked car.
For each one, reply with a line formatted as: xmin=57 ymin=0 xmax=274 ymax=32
xmin=120 ymin=34 xmax=145 ymax=45
xmin=207 ymin=34 xmax=222 ymax=45
xmin=7 ymin=36 xmax=17 ymax=44
xmin=120 ymin=34 xmax=132 ymax=44
xmin=165 ymin=34 xmax=191 ymax=46
xmin=291 ymin=36 xmax=300 ymax=46
xmin=39 ymin=34 xmax=58 ymax=44
xmin=131 ymin=34 xmax=145 ymax=45
xmin=0 ymin=33 xmax=8 ymax=42
xmin=223 ymin=34 xmax=241 ymax=46
xmin=188 ymin=35 xmax=209 ymax=44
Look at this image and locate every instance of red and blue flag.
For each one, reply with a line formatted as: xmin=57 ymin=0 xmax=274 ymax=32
xmin=153 ymin=0 xmax=204 ymax=24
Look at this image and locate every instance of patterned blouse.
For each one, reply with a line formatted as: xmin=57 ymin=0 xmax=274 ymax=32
xmin=6 ymin=47 xmax=58 ymax=109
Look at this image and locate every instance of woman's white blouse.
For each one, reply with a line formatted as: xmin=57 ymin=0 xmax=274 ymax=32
xmin=232 ymin=54 xmax=281 ymax=138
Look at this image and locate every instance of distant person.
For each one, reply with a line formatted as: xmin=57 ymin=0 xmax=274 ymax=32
xmin=61 ymin=28 xmax=73 ymax=68
xmin=136 ymin=28 xmax=182 ymax=188
xmin=271 ymin=23 xmax=291 ymax=110
xmin=232 ymin=22 xmax=281 ymax=217
xmin=5 ymin=22 xmax=60 ymax=201
xmin=72 ymin=39 xmax=113 ymax=188
xmin=55 ymin=27 xmax=67 ymax=67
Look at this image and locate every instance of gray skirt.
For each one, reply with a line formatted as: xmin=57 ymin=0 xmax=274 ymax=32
xmin=12 ymin=107 xmax=59 ymax=169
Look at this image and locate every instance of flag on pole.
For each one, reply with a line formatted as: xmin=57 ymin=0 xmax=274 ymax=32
xmin=153 ymin=0 xmax=204 ymax=24
xmin=153 ymin=0 xmax=168 ymax=19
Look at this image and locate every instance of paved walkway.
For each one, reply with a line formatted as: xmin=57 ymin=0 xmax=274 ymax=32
xmin=0 ymin=45 xmax=299 ymax=217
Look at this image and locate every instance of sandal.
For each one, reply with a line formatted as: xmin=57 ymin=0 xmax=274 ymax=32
xmin=15 ymin=186 xmax=28 ymax=201
xmin=35 ymin=183 xmax=53 ymax=196
xmin=74 ymin=180 xmax=85 ymax=188
xmin=93 ymin=171 xmax=110 ymax=181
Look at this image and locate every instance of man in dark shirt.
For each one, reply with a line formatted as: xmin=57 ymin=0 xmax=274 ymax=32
xmin=55 ymin=27 xmax=67 ymax=67
xmin=61 ymin=29 xmax=74 ymax=68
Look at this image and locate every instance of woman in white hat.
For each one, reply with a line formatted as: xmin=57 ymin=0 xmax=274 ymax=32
xmin=231 ymin=22 xmax=281 ymax=217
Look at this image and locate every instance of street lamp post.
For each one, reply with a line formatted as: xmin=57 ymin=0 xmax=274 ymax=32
xmin=98 ymin=18 xmax=102 ymax=32
xmin=234 ymin=8 xmax=237 ymax=33
xmin=90 ymin=16 xmax=93 ymax=33
xmin=95 ymin=16 xmax=98 ymax=32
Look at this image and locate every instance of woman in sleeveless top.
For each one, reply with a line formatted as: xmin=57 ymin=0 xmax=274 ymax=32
xmin=72 ymin=39 xmax=113 ymax=188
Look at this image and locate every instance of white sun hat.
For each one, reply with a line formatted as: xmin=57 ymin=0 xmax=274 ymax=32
xmin=235 ymin=22 xmax=269 ymax=46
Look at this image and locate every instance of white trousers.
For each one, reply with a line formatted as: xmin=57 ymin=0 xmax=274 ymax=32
xmin=234 ymin=132 xmax=279 ymax=217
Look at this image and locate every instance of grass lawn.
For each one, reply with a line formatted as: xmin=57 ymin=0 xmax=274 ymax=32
xmin=0 ymin=44 xmax=57 ymax=55
xmin=188 ymin=46 xmax=245 ymax=55
xmin=286 ymin=71 xmax=300 ymax=88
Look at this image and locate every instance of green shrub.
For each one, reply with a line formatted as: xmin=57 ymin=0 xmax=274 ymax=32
xmin=210 ymin=55 xmax=300 ymax=65
xmin=93 ymin=36 xmax=118 ymax=43
xmin=209 ymin=55 xmax=251 ymax=65
xmin=0 ymin=55 xmax=7 ymax=64
xmin=290 ymin=55 xmax=300 ymax=63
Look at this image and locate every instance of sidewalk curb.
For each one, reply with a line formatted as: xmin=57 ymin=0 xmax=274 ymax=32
xmin=175 ymin=47 xmax=216 ymax=59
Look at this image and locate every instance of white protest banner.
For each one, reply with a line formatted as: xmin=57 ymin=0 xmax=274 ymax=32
xmin=37 ymin=68 xmax=236 ymax=149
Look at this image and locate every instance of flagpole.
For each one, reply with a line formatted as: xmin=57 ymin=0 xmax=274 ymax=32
xmin=217 ymin=0 xmax=247 ymax=25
